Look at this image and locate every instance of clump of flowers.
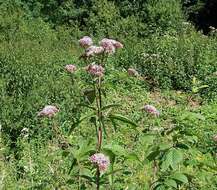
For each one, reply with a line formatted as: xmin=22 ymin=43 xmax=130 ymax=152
xmin=86 ymin=63 xmax=104 ymax=77
xmin=90 ymin=153 xmax=110 ymax=172
xmin=99 ymin=38 xmax=123 ymax=54
xmin=65 ymin=64 xmax=77 ymax=73
xmin=143 ymin=105 xmax=160 ymax=116
xmin=85 ymin=45 xmax=104 ymax=57
xmin=128 ymin=68 xmax=139 ymax=77
xmin=38 ymin=105 xmax=59 ymax=118
xmin=79 ymin=36 xmax=93 ymax=48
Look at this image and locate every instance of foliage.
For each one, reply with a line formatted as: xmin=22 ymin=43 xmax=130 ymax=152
xmin=0 ymin=0 xmax=217 ymax=190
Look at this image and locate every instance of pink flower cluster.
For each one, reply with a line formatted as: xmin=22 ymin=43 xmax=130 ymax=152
xmin=143 ymin=105 xmax=160 ymax=116
xmin=128 ymin=68 xmax=139 ymax=77
xmin=79 ymin=36 xmax=93 ymax=48
xmin=79 ymin=36 xmax=123 ymax=56
xmin=85 ymin=46 xmax=104 ymax=57
xmin=86 ymin=64 xmax=104 ymax=77
xmin=90 ymin=153 xmax=110 ymax=172
xmin=65 ymin=64 xmax=77 ymax=73
xmin=99 ymin=38 xmax=123 ymax=54
xmin=38 ymin=105 xmax=59 ymax=118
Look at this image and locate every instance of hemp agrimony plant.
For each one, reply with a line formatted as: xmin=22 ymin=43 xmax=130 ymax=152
xmin=78 ymin=36 xmax=124 ymax=189
xmin=37 ymin=36 xmax=139 ymax=189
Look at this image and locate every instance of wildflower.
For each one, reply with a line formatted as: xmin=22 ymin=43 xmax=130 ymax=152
xmin=86 ymin=64 xmax=104 ymax=77
xmin=38 ymin=105 xmax=59 ymax=118
xmin=85 ymin=45 xmax=104 ymax=57
xmin=90 ymin=153 xmax=110 ymax=172
xmin=213 ymin=134 xmax=217 ymax=142
xmin=128 ymin=68 xmax=139 ymax=77
xmin=79 ymin=36 xmax=93 ymax=48
xmin=65 ymin=64 xmax=77 ymax=73
xmin=143 ymin=105 xmax=160 ymax=116
xmin=99 ymin=38 xmax=123 ymax=54
xmin=111 ymin=40 xmax=123 ymax=49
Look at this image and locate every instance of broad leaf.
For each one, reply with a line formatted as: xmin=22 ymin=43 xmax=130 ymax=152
xmin=83 ymin=88 xmax=95 ymax=104
xmin=108 ymin=114 xmax=138 ymax=129
xmin=162 ymin=148 xmax=183 ymax=170
xmin=165 ymin=179 xmax=177 ymax=188
xmin=171 ymin=173 xmax=188 ymax=183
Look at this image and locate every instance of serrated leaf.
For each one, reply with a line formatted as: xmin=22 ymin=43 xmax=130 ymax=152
xmin=162 ymin=148 xmax=183 ymax=170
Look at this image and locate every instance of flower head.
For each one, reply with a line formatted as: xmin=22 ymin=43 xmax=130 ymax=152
xmin=112 ymin=40 xmax=123 ymax=49
xmin=86 ymin=64 xmax=104 ymax=77
xmin=79 ymin=36 xmax=93 ymax=48
xmin=128 ymin=68 xmax=139 ymax=77
xmin=38 ymin=105 xmax=59 ymax=118
xmin=85 ymin=45 xmax=104 ymax=57
xmin=90 ymin=153 xmax=110 ymax=172
xmin=65 ymin=64 xmax=77 ymax=73
xmin=99 ymin=38 xmax=115 ymax=54
xmin=99 ymin=38 xmax=123 ymax=54
xmin=143 ymin=105 xmax=160 ymax=116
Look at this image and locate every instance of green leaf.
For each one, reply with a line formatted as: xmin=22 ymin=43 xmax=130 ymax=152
xmin=165 ymin=179 xmax=177 ymax=188
xmin=141 ymin=135 xmax=156 ymax=144
xmin=125 ymin=153 xmax=141 ymax=163
xmin=103 ymin=144 xmax=127 ymax=156
xmin=171 ymin=173 xmax=188 ymax=183
xmin=108 ymin=114 xmax=138 ymax=129
xmin=76 ymin=140 xmax=94 ymax=159
xmin=68 ymin=158 xmax=77 ymax=174
xmin=159 ymin=143 xmax=173 ymax=151
xmin=147 ymin=149 xmax=160 ymax=161
xmin=101 ymin=104 xmax=121 ymax=111
xmin=78 ymin=175 xmax=95 ymax=183
xmin=83 ymin=88 xmax=95 ymax=104
xmin=77 ymin=103 xmax=96 ymax=110
xmin=102 ymin=149 xmax=116 ymax=164
xmin=102 ymin=169 xmax=123 ymax=177
xmin=162 ymin=148 xmax=183 ymax=170
xmin=69 ymin=114 xmax=94 ymax=134
xmin=110 ymin=118 xmax=118 ymax=131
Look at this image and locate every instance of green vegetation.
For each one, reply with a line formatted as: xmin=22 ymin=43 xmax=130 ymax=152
xmin=0 ymin=0 xmax=217 ymax=189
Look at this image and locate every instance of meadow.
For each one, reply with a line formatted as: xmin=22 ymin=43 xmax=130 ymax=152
xmin=0 ymin=1 xmax=217 ymax=189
